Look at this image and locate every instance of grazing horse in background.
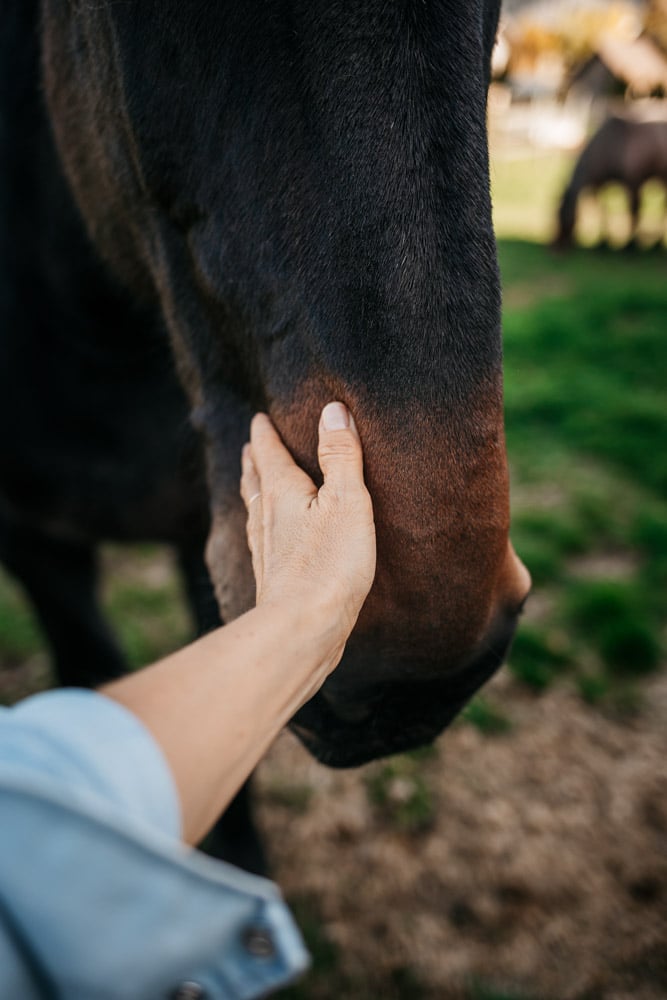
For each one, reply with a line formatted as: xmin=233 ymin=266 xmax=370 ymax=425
xmin=1 ymin=0 xmax=529 ymax=860
xmin=555 ymin=116 xmax=667 ymax=248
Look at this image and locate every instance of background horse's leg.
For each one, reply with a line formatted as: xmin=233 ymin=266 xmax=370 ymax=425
xmin=0 ymin=514 xmax=125 ymax=688
xmin=177 ymin=544 xmax=267 ymax=875
xmin=627 ymin=185 xmax=642 ymax=249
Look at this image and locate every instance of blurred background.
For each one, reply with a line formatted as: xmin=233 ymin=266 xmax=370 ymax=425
xmin=1 ymin=1 xmax=666 ymax=998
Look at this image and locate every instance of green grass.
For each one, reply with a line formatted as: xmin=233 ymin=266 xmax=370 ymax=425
xmin=0 ymin=572 xmax=45 ymax=663
xmin=565 ymin=580 xmax=661 ymax=675
xmin=104 ymin=572 xmax=190 ymax=670
xmin=462 ymin=696 xmax=513 ymax=734
xmin=489 ymin=146 xmax=666 ymax=706
xmin=499 ymin=238 xmax=667 ymax=706
xmin=0 ymin=546 xmax=191 ymax=703
xmin=503 ymin=260 xmax=667 ymax=495
xmin=365 ymin=752 xmax=437 ymax=834
xmin=507 ymin=626 xmax=571 ymax=691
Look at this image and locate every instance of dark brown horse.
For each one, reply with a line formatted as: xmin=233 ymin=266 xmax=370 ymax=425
xmin=556 ymin=116 xmax=667 ymax=248
xmin=1 ymin=0 xmax=529 ymax=795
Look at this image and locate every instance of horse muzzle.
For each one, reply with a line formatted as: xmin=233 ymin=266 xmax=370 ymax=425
xmin=289 ymin=613 xmax=519 ymax=767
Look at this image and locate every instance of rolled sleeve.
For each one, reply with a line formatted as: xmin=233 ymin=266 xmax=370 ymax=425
xmin=0 ymin=690 xmax=309 ymax=998
xmin=0 ymin=688 xmax=181 ymax=837
xmin=0 ymin=777 xmax=309 ymax=999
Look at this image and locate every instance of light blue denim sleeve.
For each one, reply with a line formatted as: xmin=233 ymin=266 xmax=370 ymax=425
xmin=0 ymin=688 xmax=182 ymax=836
xmin=0 ymin=691 xmax=309 ymax=999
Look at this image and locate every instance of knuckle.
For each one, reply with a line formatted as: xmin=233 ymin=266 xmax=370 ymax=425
xmin=319 ymin=436 xmax=360 ymax=463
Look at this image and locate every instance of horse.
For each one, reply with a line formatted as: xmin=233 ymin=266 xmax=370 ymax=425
xmin=1 ymin=0 xmax=530 ymax=863
xmin=555 ymin=116 xmax=667 ymax=248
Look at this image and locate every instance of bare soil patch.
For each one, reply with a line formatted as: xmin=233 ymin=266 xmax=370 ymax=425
xmin=257 ymin=669 xmax=667 ymax=999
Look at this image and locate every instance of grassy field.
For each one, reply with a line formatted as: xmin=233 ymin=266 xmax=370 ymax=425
xmin=500 ymin=237 xmax=666 ymax=716
xmin=489 ymin=145 xmax=666 ymax=722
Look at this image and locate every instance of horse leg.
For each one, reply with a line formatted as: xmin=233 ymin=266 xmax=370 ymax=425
xmin=176 ymin=545 xmax=267 ymax=875
xmin=0 ymin=513 xmax=126 ymax=688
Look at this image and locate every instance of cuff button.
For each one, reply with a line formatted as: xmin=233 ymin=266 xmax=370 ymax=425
xmin=242 ymin=924 xmax=277 ymax=959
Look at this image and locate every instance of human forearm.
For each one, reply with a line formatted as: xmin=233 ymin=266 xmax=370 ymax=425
xmin=102 ymin=600 xmax=342 ymax=845
xmin=105 ymin=402 xmax=375 ymax=847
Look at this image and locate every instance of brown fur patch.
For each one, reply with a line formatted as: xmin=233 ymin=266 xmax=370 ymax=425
xmin=271 ymin=371 xmax=528 ymax=679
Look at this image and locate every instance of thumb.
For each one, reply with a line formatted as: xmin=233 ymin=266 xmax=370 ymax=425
xmin=317 ymin=402 xmax=365 ymax=492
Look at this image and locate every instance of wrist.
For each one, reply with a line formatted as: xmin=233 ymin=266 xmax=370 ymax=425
xmin=253 ymin=594 xmax=347 ymax=678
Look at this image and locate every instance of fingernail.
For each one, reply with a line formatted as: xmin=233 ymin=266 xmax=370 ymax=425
xmin=322 ymin=401 xmax=350 ymax=430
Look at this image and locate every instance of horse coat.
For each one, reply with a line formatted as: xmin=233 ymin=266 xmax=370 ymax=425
xmin=1 ymin=0 xmax=529 ymax=775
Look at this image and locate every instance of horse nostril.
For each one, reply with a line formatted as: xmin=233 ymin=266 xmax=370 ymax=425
xmin=321 ymin=690 xmax=371 ymax=724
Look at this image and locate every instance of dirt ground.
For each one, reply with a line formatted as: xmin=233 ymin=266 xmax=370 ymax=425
xmin=256 ymin=668 xmax=667 ymax=1000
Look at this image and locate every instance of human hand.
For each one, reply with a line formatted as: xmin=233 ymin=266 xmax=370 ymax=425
xmin=240 ymin=402 xmax=376 ymax=667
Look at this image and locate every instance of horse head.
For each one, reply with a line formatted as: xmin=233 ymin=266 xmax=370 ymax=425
xmin=43 ymin=0 xmax=529 ymax=766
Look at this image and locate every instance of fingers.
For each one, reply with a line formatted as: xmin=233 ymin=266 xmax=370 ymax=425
xmin=317 ymin=402 xmax=365 ymax=493
xmin=249 ymin=413 xmax=299 ymax=481
xmin=237 ymin=403 xmax=373 ymax=621
xmin=242 ymin=403 xmax=366 ymax=500
xmin=248 ymin=413 xmax=315 ymax=497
